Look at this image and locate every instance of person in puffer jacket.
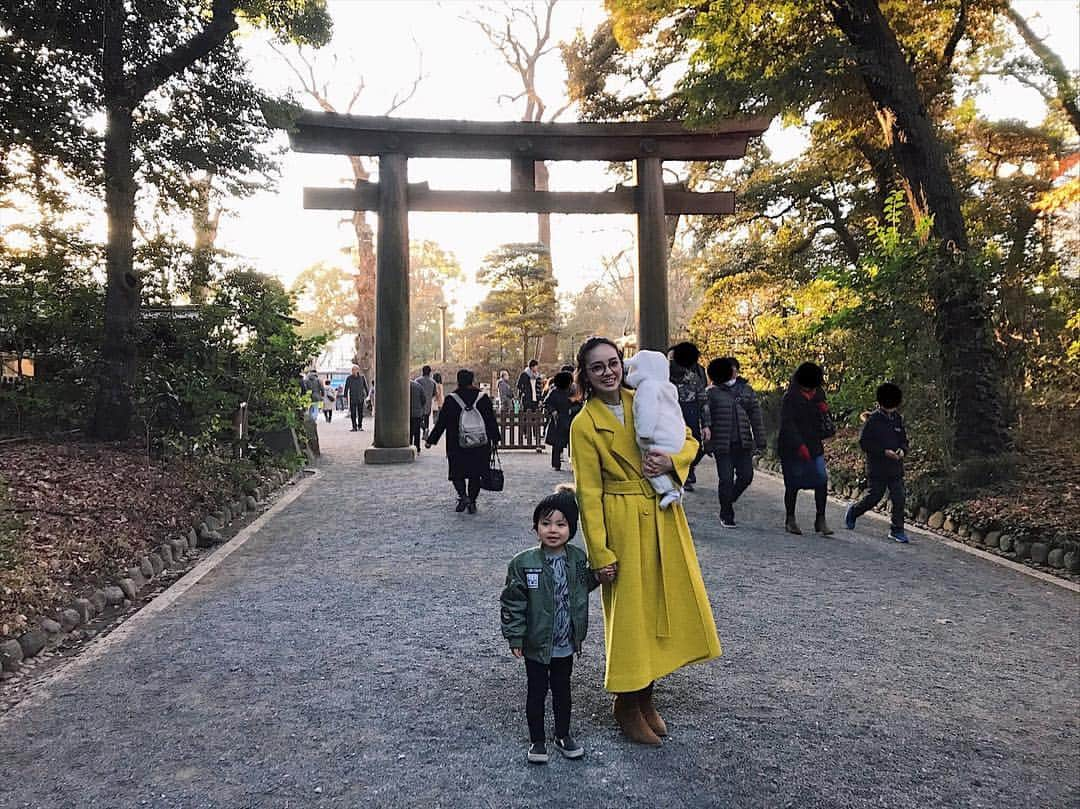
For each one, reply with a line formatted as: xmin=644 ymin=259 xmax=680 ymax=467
xmin=702 ymin=357 xmax=766 ymax=528
xmin=777 ymin=362 xmax=834 ymax=536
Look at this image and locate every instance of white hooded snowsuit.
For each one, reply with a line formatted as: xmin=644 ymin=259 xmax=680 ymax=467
xmin=623 ymin=350 xmax=686 ymax=508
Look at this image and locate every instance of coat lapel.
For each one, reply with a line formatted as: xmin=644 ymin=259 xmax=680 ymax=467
xmin=586 ymin=389 xmax=642 ymax=472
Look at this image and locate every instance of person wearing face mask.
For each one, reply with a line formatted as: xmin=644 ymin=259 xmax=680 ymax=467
xmin=702 ymin=357 xmax=767 ymax=529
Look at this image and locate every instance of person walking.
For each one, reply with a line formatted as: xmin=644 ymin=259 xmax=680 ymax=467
xmin=416 ymin=365 xmax=437 ymax=441
xmin=669 ymin=343 xmax=708 ymax=491
xmin=518 ymin=359 xmax=543 ymax=451
xmin=497 ymin=370 xmax=514 ymax=414
xmin=321 ymin=381 xmax=336 ymax=423
xmin=500 ymin=486 xmax=611 ymax=764
xmin=409 ymin=378 xmax=429 ymax=454
xmin=342 ymin=366 xmax=370 ymax=432
xmin=845 ymin=383 xmax=910 ymax=543
xmin=426 ymin=369 xmax=500 ymax=514
xmin=541 ymin=371 xmax=574 ymax=471
xmin=778 ymin=362 xmax=835 ymax=536
xmin=702 ymin=357 xmax=767 ymax=528
xmin=570 ymin=337 xmax=721 ymax=746
xmin=303 ymin=370 xmax=324 ymax=423
xmin=429 ymin=371 xmax=442 ymax=423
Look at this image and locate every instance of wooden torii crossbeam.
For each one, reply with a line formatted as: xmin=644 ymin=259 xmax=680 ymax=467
xmin=289 ymin=112 xmax=770 ymax=464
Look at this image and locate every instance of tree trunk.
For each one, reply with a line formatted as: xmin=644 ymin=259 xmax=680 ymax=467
xmin=830 ymin=0 xmax=1007 ymax=458
xmin=189 ymin=173 xmax=219 ymax=304
xmin=91 ymin=101 xmax=140 ymax=440
xmin=349 ymin=157 xmax=376 ymax=377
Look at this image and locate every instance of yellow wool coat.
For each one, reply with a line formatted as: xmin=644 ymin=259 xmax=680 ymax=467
xmin=570 ymin=388 xmax=722 ymax=693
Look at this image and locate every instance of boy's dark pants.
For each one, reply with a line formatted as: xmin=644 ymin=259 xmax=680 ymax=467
xmin=350 ymin=401 xmax=364 ymax=430
xmin=851 ymin=476 xmax=905 ymax=530
xmin=409 ymin=417 xmax=423 ymax=451
xmin=714 ymin=446 xmax=755 ymax=520
xmin=525 ymin=655 xmax=573 ymax=743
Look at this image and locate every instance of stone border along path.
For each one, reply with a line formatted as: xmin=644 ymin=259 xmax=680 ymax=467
xmin=0 ymin=417 xmax=1077 ymax=809
xmin=0 ymin=464 xmax=302 ymax=699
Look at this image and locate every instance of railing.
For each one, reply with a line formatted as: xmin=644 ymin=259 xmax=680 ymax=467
xmin=496 ymin=409 xmax=546 ymax=450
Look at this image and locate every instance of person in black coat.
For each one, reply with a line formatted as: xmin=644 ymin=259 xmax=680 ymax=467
xmin=541 ymin=371 xmax=575 ymax=471
xmin=426 ymin=368 xmax=501 ymax=514
xmin=777 ymin=362 xmax=834 ymax=536
xmin=844 ymin=383 xmax=910 ymax=543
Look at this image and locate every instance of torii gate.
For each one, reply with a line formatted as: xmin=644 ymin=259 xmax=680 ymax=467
xmin=289 ymin=113 xmax=769 ymax=464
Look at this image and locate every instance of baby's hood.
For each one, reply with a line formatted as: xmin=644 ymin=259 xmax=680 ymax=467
xmin=624 ymin=350 xmax=670 ymax=388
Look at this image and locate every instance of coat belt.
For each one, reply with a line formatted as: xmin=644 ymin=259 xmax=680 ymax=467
xmin=601 ymin=478 xmax=655 ymax=497
xmin=599 ymin=476 xmax=673 ymax=638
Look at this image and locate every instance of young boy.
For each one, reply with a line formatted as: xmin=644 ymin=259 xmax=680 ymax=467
xmin=499 ymin=485 xmax=613 ymax=764
xmin=845 ymin=382 xmax=910 ymax=543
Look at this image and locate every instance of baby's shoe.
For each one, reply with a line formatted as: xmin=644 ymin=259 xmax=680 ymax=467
xmin=659 ymin=491 xmax=682 ymax=510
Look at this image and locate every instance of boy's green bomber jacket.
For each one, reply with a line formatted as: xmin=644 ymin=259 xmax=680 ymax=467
xmin=500 ymin=543 xmax=600 ymax=664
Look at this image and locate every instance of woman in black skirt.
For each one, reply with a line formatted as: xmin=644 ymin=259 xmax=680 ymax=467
xmin=541 ymin=371 xmax=574 ymax=471
xmin=426 ymin=368 xmax=501 ymax=514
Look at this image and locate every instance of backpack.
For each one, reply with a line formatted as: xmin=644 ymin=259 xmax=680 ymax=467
xmin=449 ymin=391 xmax=489 ymax=448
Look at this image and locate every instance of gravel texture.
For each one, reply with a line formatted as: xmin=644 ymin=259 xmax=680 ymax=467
xmin=0 ymin=419 xmax=1077 ymax=808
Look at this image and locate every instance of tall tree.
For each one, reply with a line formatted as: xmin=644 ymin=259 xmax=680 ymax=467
xmin=272 ymin=42 xmax=423 ymax=376
xmin=1003 ymin=3 xmax=1080 ymax=138
xmin=469 ymin=0 xmax=572 ymax=248
xmin=409 ymin=240 xmax=462 ymax=366
xmin=1 ymin=0 xmax=332 ymax=440
xmin=581 ymin=0 xmax=1013 ymax=457
xmin=476 ymin=243 xmax=558 ymax=367
xmin=290 ymin=261 xmax=357 ymax=341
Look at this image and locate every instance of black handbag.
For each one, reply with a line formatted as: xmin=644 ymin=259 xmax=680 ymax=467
xmin=480 ymin=447 xmax=504 ymax=491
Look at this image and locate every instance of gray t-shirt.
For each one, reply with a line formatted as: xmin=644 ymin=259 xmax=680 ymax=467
xmin=545 ymin=548 xmax=574 ymax=658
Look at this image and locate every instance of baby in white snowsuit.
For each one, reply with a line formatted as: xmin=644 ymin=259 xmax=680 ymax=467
xmin=623 ymin=350 xmax=686 ymax=509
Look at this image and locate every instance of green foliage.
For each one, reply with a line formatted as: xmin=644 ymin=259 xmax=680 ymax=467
xmin=409 ymin=240 xmax=461 ymax=366
xmin=290 ymin=261 xmax=357 ymax=341
xmin=475 ymin=243 xmax=558 ymax=368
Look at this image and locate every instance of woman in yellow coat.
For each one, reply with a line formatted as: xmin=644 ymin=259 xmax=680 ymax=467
xmin=570 ymin=337 xmax=722 ymax=745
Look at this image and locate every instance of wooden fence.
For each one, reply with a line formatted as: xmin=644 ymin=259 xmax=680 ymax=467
xmin=496 ymin=409 xmax=546 ymax=450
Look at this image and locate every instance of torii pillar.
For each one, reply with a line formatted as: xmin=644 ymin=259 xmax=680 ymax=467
xmin=366 ymin=152 xmax=415 ymax=464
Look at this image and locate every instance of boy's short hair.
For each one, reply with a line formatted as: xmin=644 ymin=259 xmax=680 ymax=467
xmin=707 ymin=357 xmax=735 ymax=384
xmin=876 ymin=382 xmax=903 ymax=408
xmin=422 ymin=365 xmax=432 ymax=376
xmin=532 ymin=484 xmax=579 ymax=539
xmin=457 ymin=368 xmax=475 ymax=387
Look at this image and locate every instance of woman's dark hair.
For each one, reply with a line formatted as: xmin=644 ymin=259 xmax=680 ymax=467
xmin=793 ymin=362 xmax=824 ymax=389
xmin=456 ymin=368 xmax=475 ymax=387
xmin=552 ymin=371 xmax=573 ymax=390
xmin=574 ymin=336 xmax=624 ymax=400
xmin=671 ymin=341 xmax=701 ymax=368
xmin=532 ymin=484 xmax=579 ymax=539
xmin=876 ymin=382 xmax=903 ymax=408
xmin=707 ymin=357 xmax=735 ymax=384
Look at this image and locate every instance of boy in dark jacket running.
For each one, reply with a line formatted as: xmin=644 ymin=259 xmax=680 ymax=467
xmin=845 ymin=383 xmax=910 ymax=543
xmin=500 ymin=486 xmax=613 ymax=764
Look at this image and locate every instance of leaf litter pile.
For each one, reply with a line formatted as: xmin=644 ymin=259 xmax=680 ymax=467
xmin=0 ymin=440 xmax=245 ymax=637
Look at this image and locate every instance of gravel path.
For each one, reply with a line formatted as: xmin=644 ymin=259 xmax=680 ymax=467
xmin=1 ymin=418 xmax=1077 ymax=809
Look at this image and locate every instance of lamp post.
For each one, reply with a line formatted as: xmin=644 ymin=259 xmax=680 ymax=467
xmin=437 ymin=303 xmax=448 ymax=363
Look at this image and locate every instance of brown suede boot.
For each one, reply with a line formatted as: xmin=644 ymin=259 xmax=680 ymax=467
xmin=612 ymin=693 xmax=662 ymax=745
xmin=639 ymin=682 xmax=668 ymax=737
